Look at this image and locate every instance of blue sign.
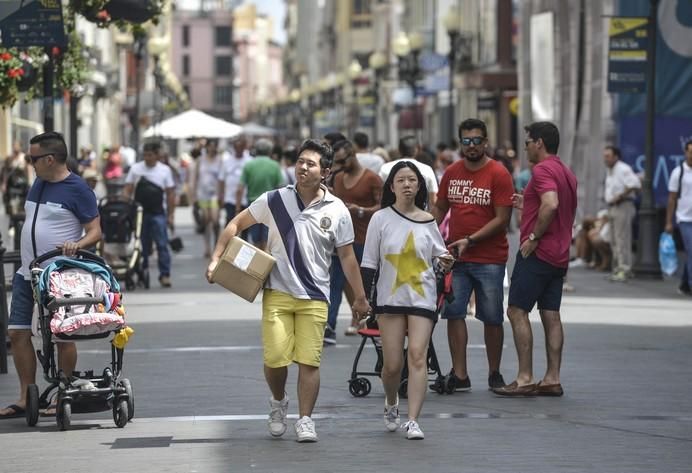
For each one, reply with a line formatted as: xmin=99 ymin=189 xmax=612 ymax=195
xmin=617 ymin=0 xmax=692 ymax=117
xmin=0 ymin=1 xmax=66 ymax=48
xmin=607 ymin=17 xmax=648 ymax=93
xmin=418 ymin=52 xmax=448 ymax=73
xmin=618 ymin=116 xmax=692 ymax=207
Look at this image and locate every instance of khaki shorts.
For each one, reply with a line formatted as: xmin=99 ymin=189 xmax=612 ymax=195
xmin=262 ymin=289 xmax=328 ymax=368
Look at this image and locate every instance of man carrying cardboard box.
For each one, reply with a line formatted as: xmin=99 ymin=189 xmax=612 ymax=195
xmin=207 ymin=139 xmax=371 ymax=443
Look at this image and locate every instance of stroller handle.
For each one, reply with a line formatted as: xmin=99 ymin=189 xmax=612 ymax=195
xmin=30 ymin=249 xmax=107 ymax=269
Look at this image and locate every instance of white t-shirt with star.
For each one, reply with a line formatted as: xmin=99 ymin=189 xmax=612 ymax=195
xmin=361 ymin=206 xmax=447 ymax=316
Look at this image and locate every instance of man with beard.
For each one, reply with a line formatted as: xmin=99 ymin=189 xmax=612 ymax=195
xmin=433 ymin=118 xmax=514 ymax=392
xmin=207 ymin=139 xmax=371 ymax=442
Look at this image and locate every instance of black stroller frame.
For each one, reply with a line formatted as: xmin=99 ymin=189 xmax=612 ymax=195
xmin=24 ymin=250 xmax=134 ymax=430
xmin=98 ymin=196 xmax=149 ymax=290
xmin=348 ymin=270 xmax=452 ymax=398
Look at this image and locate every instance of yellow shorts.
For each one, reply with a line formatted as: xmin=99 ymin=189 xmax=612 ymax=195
xmin=197 ymin=200 xmax=218 ymax=210
xmin=262 ymin=289 xmax=328 ymax=368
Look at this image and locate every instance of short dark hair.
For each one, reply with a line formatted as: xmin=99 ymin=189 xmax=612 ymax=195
xmin=332 ymin=139 xmax=353 ymax=154
xmin=30 ymin=131 xmax=68 ymax=163
xmin=685 ymin=140 xmax=692 ymax=151
xmin=458 ymin=118 xmax=487 ymax=139
xmin=381 ymin=160 xmax=428 ymax=210
xmin=353 ymin=132 xmax=369 ymax=149
xmin=524 ymin=121 xmax=560 ymax=154
xmin=605 ymin=145 xmax=621 ymax=158
xmin=297 ymin=139 xmax=334 ymax=169
xmin=143 ymin=140 xmax=162 ymax=153
xmin=254 ymin=138 xmax=273 ymax=156
xmin=323 ymin=132 xmax=347 ymax=147
xmin=398 ymin=135 xmax=418 ymax=158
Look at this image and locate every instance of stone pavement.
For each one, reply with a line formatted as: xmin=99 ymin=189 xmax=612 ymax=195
xmin=0 ymin=208 xmax=691 ymax=473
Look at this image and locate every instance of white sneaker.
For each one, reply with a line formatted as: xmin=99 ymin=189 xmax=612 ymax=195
xmin=295 ymin=416 xmax=318 ymax=442
xmin=402 ymin=420 xmax=424 ymax=440
xmin=383 ymin=403 xmax=400 ymax=432
xmin=268 ymin=395 xmax=289 ymax=437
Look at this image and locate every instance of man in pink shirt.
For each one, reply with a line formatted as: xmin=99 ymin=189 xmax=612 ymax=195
xmin=494 ymin=121 xmax=577 ymax=398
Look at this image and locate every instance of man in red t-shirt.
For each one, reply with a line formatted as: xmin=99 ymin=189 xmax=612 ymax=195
xmin=434 ymin=118 xmax=514 ymax=392
xmin=494 ymin=121 xmax=577 ymax=398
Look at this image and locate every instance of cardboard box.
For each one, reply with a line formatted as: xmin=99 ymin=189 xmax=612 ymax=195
xmin=211 ymin=237 xmax=276 ymax=302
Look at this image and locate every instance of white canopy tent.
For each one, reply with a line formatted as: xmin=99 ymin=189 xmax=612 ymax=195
xmin=241 ymin=122 xmax=277 ymax=137
xmin=143 ymin=109 xmax=242 ymax=139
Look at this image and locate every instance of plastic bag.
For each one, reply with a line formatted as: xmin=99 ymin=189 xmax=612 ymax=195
xmin=659 ymin=232 xmax=678 ymax=276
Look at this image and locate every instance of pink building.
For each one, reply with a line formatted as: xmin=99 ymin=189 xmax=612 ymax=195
xmin=172 ymin=5 xmax=285 ymax=123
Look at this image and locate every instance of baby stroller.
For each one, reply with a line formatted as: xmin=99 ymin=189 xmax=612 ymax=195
xmin=98 ymin=197 xmax=149 ymax=290
xmin=348 ymin=270 xmax=453 ymax=398
xmin=24 ymin=249 xmax=134 ymax=430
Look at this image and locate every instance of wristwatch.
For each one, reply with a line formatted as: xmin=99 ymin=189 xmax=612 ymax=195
xmin=528 ymin=232 xmax=539 ymax=242
xmin=465 ymin=236 xmax=475 ymax=246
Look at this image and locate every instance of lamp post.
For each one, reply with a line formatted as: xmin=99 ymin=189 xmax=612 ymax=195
xmin=132 ymin=33 xmax=147 ymax=160
xmin=444 ymin=5 xmax=462 ymax=144
xmin=633 ymin=0 xmax=662 ymax=279
xmin=148 ymin=35 xmax=171 ymax=129
xmin=393 ymin=32 xmax=424 ymax=133
xmin=289 ymin=88 xmax=301 ymax=137
xmin=348 ymin=59 xmax=362 ymax=136
xmin=369 ymin=50 xmax=387 ymax=144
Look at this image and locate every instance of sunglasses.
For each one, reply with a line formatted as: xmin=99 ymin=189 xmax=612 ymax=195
xmin=29 ymin=153 xmax=53 ymax=164
xmin=461 ymin=136 xmax=485 ymax=146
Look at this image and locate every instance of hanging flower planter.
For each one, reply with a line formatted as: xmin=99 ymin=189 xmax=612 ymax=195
xmin=16 ymin=57 xmax=39 ymax=92
xmin=105 ymin=0 xmax=163 ymax=24
xmin=69 ymin=0 xmax=162 ymax=27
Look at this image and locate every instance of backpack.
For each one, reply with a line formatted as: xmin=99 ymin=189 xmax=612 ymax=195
xmin=134 ymin=176 xmax=164 ymax=214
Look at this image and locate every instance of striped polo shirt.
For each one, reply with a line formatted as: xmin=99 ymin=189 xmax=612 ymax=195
xmin=248 ymin=185 xmax=354 ymax=302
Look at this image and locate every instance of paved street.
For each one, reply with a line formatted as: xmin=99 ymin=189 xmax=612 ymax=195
xmin=1 ymin=208 xmax=691 ymax=473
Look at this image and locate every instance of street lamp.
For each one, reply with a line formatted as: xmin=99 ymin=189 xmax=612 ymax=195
xmin=393 ymin=32 xmax=424 ymax=133
xmin=348 ymin=59 xmax=362 ymax=135
xmin=369 ymin=50 xmax=387 ymax=144
xmin=444 ymin=5 xmax=462 ymax=143
xmin=633 ymin=0 xmax=662 ymax=279
xmin=132 ymin=33 xmax=147 ymax=161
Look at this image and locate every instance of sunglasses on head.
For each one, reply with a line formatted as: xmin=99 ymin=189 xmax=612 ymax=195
xmin=461 ymin=136 xmax=485 ymax=146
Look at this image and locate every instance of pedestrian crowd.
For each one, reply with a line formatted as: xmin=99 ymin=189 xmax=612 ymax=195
xmin=1 ymin=123 xmax=690 ymax=447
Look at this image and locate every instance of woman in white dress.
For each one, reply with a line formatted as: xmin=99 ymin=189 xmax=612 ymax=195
xmin=192 ymin=140 xmax=223 ymax=258
xmin=361 ymin=161 xmax=454 ymax=440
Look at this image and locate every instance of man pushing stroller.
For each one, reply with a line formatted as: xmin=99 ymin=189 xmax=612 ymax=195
xmin=0 ymin=132 xmax=101 ymax=420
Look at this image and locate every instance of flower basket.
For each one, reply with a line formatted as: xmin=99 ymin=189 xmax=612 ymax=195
xmin=105 ymin=0 xmax=161 ymax=24
xmin=16 ymin=58 xmax=39 ymax=92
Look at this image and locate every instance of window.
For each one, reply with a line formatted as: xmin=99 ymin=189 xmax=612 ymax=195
xmin=182 ymin=25 xmax=190 ymax=47
xmin=215 ymin=56 xmax=232 ymax=76
xmin=215 ymin=26 xmax=232 ymax=47
xmin=352 ymin=0 xmax=372 ymax=28
xmin=214 ymin=86 xmax=232 ymax=105
xmin=182 ymin=55 xmax=190 ymax=77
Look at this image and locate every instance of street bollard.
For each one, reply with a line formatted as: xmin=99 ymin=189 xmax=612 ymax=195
xmin=0 ymin=231 xmax=8 ymax=374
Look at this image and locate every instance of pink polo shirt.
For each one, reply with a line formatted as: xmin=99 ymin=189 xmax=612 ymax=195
xmin=520 ymin=156 xmax=577 ymax=268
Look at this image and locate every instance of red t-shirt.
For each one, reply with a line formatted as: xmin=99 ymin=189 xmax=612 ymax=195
xmin=438 ymin=159 xmax=514 ymax=264
xmin=520 ymin=156 xmax=577 ymax=268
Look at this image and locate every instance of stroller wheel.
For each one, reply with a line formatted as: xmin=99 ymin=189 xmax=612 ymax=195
xmin=57 ymin=400 xmax=71 ymax=431
xmin=120 ymin=378 xmax=135 ymax=421
xmin=398 ymin=379 xmax=408 ymax=399
xmin=348 ymin=378 xmax=371 ymax=397
xmin=113 ymin=399 xmax=129 ymax=428
xmin=430 ymin=375 xmax=447 ymax=395
xmin=25 ymin=384 xmax=40 ymax=427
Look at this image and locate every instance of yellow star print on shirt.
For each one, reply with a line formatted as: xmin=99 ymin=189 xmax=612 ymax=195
xmin=384 ymin=231 xmax=429 ymax=297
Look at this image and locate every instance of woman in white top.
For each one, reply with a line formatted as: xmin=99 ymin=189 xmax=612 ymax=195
xmin=361 ymin=161 xmax=454 ymax=440
xmin=192 ymin=140 xmax=223 ymax=258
